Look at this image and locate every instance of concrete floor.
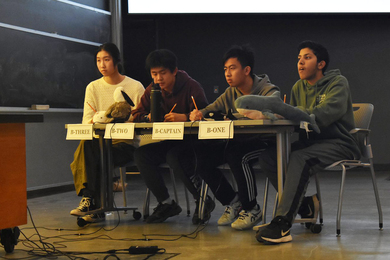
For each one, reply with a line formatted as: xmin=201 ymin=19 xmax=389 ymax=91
xmin=1 ymin=170 xmax=389 ymax=260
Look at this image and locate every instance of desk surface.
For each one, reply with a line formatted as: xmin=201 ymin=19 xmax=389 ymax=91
xmin=90 ymin=119 xmax=297 ymax=130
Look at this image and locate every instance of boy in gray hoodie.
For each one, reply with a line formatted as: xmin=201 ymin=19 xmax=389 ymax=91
xmin=175 ymin=45 xmax=280 ymax=229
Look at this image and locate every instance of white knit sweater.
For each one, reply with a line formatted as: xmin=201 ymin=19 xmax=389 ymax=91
xmin=82 ymin=76 xmax=144 ymax=124
xmin=82 ymin=76 xmax=145 ymax=146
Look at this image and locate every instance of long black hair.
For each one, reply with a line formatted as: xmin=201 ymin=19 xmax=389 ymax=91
xmin=95 ymin=42 xmax=124 ymax=74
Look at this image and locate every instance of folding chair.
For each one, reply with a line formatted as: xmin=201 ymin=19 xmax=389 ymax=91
xmin=324 ymin=103 xmax=383 ymax=236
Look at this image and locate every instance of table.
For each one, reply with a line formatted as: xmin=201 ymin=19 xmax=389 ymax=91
xmin=1 ymin=113 xmax=43 ymax=253
xmin=0 ymin=113 xmax=44 ymax=230
xmin=92 ymin=119 xmax=296 ymax=203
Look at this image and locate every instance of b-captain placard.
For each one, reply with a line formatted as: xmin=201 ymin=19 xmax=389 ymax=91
xmin=152 ymin=122 xmax=184 ymax=140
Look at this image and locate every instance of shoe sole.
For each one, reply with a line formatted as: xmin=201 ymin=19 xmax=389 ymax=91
xmin=70 ymin=211 xmax=88 ymax=216
xmin=257 ymin=234 xmax=292 ymax=244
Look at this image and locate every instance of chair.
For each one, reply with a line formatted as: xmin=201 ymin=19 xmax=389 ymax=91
xmin=324 ymin=103 xmax=383 ymax=236
xmin=259 ymin=103 xmax=382 ymax=235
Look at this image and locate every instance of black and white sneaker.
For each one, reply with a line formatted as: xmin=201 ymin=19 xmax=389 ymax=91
xmin=70 ymin=197 xmax=94 ymax=216
xmin=255 ymin=216 xmax=292 ymax=244
xmin=192 ymin=195 xmax=216 ymax=225
xmin=298 ymin=194 xmax=319 ymax=219
xmin=77 ymin=213 xmax=106 ymax=227
xmin=145 ymin=200 xmax=182 ymax=223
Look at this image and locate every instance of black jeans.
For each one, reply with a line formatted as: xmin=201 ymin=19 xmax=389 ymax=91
xmin=79 ymin=139 xmax=135 ymax=207
xmin=134 ymin=139 xmax=200 ymax=203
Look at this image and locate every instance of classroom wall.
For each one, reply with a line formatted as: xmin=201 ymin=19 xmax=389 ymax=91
xmin=0 ymin=0 xmax=110 ymax=190
xmin=122 ymin=12 xmax=390 ymax=167
xmin=0 ymin=0 xmax=110 ymax=108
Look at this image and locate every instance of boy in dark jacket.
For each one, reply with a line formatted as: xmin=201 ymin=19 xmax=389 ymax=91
xmin=132 ymin=49 xmax=209 ymax=223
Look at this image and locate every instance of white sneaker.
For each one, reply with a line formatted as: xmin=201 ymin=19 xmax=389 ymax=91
xmin=217 ymin=201 xmax=242 ymax=226
xmin=70 ymin=197 xmax=94 ymax=216
xmin=231 ymin=205 xmax=262 ymax=230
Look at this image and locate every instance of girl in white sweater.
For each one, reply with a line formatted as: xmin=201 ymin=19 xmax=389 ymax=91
xmin=70 ymin=43 xmax=144 ymax=226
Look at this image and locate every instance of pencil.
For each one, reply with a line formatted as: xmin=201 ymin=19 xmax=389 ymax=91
xmin=283 ymin=94 xmax=286 ymax=103
xmin=191 ymin=96 xmax=198 ymax=110
xmin=86 ymin=102 xmax=97 ymax=113
xmin=169 ymin=103 xmax=177 ymax=113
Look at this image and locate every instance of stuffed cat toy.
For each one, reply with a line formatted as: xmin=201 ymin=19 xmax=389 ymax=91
xmin=92 ymin=87 xmax=134 ymax=123
xmin=234 ymin=91 xmax=320 ymax=133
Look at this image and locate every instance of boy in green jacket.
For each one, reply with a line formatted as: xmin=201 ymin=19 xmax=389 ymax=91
xmin=256 ymin=41 xmax=360 ymax=244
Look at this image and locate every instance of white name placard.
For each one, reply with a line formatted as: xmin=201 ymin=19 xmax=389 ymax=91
xmin=66 ymin=124 xmax=93 ymax=140
xmin=104 ymin=123 xmax=135 ymax=139
xmin=198 ymin=121 xmax=234 ymax=139
xmin=152 ymin=122 xmax=184 ymax=140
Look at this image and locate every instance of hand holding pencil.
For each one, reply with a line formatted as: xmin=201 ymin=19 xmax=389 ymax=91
xmin=189 ymin=96 xmax=203 ymax=121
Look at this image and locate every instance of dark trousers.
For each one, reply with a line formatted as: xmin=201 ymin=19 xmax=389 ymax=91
xmin=134 ymin=139 xmax=200 ymax=203
xmin=184 ymin=136 xmax=269 ymax=210
xmin=258 ymin=139 xmax=355 ymax=224
xmin=72 ymin=139 xmax=136 ymax=208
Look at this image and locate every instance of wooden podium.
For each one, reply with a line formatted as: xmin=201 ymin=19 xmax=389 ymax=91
xmin=0 ymin=113 xmax=43 ymax=230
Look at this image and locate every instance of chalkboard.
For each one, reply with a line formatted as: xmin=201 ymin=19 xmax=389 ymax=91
xmin=0 ymin=0 xmax=110 ymax=108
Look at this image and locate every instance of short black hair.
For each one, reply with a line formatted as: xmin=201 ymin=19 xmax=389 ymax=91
xmin=298 ymin=40 xmax=330 ymax=73
xmin=145 ymin=49 xmax=178 ymax=73
xmin=223 ymin=45 xmax=255 ymax=76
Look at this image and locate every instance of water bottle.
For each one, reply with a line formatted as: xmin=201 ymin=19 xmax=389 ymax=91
xmin=150 ymin=83 xmax=162 ymax=122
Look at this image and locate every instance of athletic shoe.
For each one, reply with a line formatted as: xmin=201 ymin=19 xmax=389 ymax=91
xmin=145 ymin=200 xmax=182 ymax=223
xmin=70 ymin=197 xmax=94 ymax=216
xmin=298 ymin=194 xmax=319 ymax=219
xmin=77 ymin=213 xmax=106 ymax=227
xmin=231 ymin=204 xmax=262 ymax=230
xmin=217 ymin=201 xmax=242 ymax=226
xmin=192 ymin=195 xmax=216 ymax=225
xmin=255 ymin=216 xmax=292 ymax=244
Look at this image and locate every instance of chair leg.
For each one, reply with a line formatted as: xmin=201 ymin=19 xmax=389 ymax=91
xmin=262 ymin=177 xmax=269 ymax=224
xmin=368 ymin=160 xmax=383 ymax=230
xmin=314 ymin=173 xmax=324 ymax=225
xmin=184 ymin=187 xmax=191 ymax=216
xmin=199 ymin=180 xmax=209 ymax=221
xmin=143 ymin=188 xmax=151 ymax=219
xmin=169 ymin=169 xmax=179 ymax=205
xmin=169 ymin=169 xmax=190 ymax=216
xmin=119 ymin=167 xmax=128 ymax=210
xmin=273 ymin=192 xmax=278 ymax=219
xmin=336 ymin=164 xmax=347 ymax=236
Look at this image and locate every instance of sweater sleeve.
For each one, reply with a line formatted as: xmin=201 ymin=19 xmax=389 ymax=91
xmin=82 ymin=83 xmax=96 ymax=124
xmin=200 ymin=88 xmax=230 ymax=116
xmin=307 ymin=77 xmax=350 ymax=127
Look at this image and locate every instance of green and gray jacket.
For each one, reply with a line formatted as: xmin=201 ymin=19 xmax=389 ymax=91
xmin=200 ymin=74 xmax=279 ymax=118
xmin=290 ymin=69 xmax=360 ymax=158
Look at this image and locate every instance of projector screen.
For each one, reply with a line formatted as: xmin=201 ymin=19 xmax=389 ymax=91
xmin=128 ymin=0 xmax=389 ymax=14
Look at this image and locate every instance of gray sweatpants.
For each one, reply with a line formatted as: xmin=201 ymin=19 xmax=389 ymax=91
xmin=258 ymin=139 xmax=356 ymax=224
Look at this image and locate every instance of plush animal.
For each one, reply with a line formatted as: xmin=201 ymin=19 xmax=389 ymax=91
xmin=234 ymin=91 xmax=320 ymax=133
xmin=105 ymin=87 xmax=135 ymax=123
